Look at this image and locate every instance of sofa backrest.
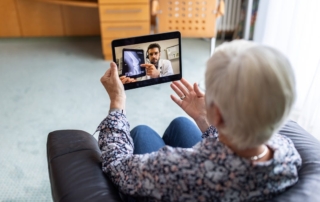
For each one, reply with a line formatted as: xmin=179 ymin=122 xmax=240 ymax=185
xmin=271 ymin=120 xmax=320 ymax=201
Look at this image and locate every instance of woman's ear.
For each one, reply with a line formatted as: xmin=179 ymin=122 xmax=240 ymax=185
xmin=212 ymin=104 xmax=225 ymax=128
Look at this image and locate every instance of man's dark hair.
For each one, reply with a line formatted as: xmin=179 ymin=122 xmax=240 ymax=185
xmin=147 ymin=43 xmax=161 ymax=53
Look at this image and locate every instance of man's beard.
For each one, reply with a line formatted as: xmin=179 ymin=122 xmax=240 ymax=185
xmin=150 ymin=58 xmax=158 ymax=64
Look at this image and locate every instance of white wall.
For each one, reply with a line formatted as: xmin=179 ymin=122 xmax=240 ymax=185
xmin=114 ymin=38 xmax=180 ymax=75
xmin=254 ymin=0 xmax=320 ymax=138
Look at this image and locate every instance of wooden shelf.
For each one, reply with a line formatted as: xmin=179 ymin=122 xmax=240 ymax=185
xmin=27 ymin=0 xmax=98 ymax=8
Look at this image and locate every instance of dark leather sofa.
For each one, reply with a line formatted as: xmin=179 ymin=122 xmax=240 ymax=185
xmin=47 ymin=120 xmax=320 ymax=202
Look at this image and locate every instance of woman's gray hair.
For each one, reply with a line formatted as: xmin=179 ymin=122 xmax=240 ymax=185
xmin=205 ymin=40 xmax=296 ymax=149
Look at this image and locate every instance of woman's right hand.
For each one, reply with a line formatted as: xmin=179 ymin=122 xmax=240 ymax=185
xmin=170 ymin=78 xmax=210 ymax=132
xmin=101 ymin=62 xmax=126 ymax=110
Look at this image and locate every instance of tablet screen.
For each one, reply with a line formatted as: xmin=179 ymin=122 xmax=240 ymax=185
xmin=112 ymin=31 xmax=182 ymax=90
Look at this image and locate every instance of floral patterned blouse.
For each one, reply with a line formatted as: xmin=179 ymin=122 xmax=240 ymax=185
xmin=97 ymin=111 xmax=302 ymax=202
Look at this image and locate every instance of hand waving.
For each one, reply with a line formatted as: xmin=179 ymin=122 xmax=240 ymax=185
xmin=170 ymin=78 xmax=209 ymax=132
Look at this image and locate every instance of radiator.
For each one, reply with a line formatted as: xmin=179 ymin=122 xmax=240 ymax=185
xmin=217 ymin=0 xmax=241 ymax=32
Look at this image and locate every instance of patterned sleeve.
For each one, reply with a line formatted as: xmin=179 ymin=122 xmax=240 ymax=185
xmin=96 ymin=111 xmax=134 ymax=166
xmin=97 ymin=111 xmax=200 ymax=200
xmin=202 ymin=125 xmax=219 ymax=139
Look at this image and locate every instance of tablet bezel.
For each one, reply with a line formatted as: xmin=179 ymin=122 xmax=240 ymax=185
xmin=112 ymin=31 xmax=182 ymax=90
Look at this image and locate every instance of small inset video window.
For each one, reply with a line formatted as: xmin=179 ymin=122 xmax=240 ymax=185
xmin=122 ymin=49 xmax=146 ymax=78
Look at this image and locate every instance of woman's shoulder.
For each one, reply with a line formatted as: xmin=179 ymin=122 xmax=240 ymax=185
xmin=261 ymin=134 xmax=302 ymax=172
xmin=267 ymin=134 xmax=301 ymax=161
xmin=193 ymin=138 xmax=251 ymax=168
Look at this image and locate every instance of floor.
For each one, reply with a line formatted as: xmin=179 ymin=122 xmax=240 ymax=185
xmin=0 ymin=36 xmax=214 ymax=201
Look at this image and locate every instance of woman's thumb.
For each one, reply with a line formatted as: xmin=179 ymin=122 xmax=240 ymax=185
xmin=110 ymin=62 xmax=118 ymax=76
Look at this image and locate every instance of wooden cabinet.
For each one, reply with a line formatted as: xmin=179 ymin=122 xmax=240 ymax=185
xmin=99 ymin=0 xmax=148 ymax=4
xmin=100 ymin=22 xmax=150 ymax=39
xmin=98 ymin=0 xmax=150 ymax=60
xmin=0 ymin=0 xmax=21 ymax=37
xmin=0 ymin=0 xmax=150 ymax=60
xmin=15 ymin=0 xmax=65 ymax=37
xmin=0 ymin=0 xmax=100 ymax=37
xmin=61 ymin=6 xmax=100 ymax=36
xmin=99 ymin=4 xmax=149 ymax=22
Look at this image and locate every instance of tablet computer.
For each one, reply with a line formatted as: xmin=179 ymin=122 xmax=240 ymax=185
xmin=112 ymin=31 xmax=182 ymax=90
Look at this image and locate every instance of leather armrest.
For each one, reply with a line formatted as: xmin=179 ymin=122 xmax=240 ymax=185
xmin=47 ymin=130 xmax=121 ymax=202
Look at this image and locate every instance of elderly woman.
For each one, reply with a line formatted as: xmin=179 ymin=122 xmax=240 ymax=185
xmin=97 ymin=40 xmax=301 ymax=201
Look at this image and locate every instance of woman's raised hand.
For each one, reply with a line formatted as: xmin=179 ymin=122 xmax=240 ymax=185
xmin=170 ymin=78 xmax=209 ymax=132
xmin=100 ymin=62 xmax=126 ymax=110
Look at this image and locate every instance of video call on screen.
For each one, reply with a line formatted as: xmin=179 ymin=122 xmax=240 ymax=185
xmin=114 ymin=38 xmax=180 ymax=80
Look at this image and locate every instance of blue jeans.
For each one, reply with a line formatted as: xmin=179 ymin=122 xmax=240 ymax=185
xmin=125 ymin=117 xmax=202 ymax=202
xmin=130 ymin=117 xmax=202 ymax=154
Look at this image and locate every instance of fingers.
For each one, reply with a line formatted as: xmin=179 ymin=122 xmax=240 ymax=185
xmin=170 ymin=94 xmax=182 ymax=107
xmin=102 ymin=62 xmax=120 ymax=84
xmin=171 ymin=78 xmax=204 ymax=100
xmin=194 ymin=83 xmax=205 ymax=97
xmin=172 ymin=80 xmax=189 ymax=96
xmin=172 ymin=78 xmax=195 ymax=96
xmin=141 ymin=64 xmax=156 ymax=72
xmin=146 ymin=70 xmax=154 ymax=75
xmin=170 ymin=82 xmax=185 ymax=98
xmin=121 ymin=77 xmax=130 ymax=84
xmin=120 ymin=76 xmax=136 ymax=84
xmin=140 ymin=64 xmax=152 ymax=68
xmin=102 ymin=66 xmax=112 ymax=78
xmin=101 ymin=67 xmax=112 ymax=84
xmin=180 ymin=78 xmax=193 ymax=92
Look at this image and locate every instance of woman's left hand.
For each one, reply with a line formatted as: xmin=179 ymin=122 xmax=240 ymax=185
xmin=100 ymin=62 xmax=126 ymax=110
xmin=170 ymin=78 xmax=209 ymax=132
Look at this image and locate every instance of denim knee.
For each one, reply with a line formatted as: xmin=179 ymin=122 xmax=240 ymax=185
xmin=163 ymin=116 xmax=202 ymax=148
xmin=169 ymin=117 xmax=193 ymax=127
xmin=164 ymin=117 xmax=193 ymax=140
xmin=130 ymin=125 xmax=153 ymax=139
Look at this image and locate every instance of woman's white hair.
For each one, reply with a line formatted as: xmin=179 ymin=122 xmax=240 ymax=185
xmin=205 ymin=40 xmax=296 ymax=149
